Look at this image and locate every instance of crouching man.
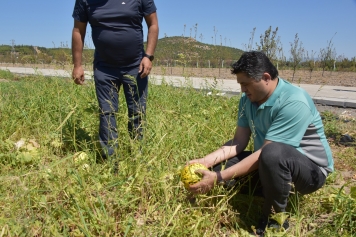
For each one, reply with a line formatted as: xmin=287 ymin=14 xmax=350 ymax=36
xmin=186 ymin=51 xmax=334 ymax=236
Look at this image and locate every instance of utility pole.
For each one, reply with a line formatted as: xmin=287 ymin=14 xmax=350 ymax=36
xmin=11 ymin=39 xmax=16 ymax=64
xmin=11 ymin=39 xmax=15 ymax=52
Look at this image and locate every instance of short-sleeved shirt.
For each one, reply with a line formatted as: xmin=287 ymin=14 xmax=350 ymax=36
xmin=72 ymin=0 xmax=157 ymax=67
xmin=238 ymin=78 xmax=334 ymax=175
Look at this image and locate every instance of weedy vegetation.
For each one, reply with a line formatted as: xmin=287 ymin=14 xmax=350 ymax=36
xmin=0 ymin=69 xmax=355 ymax=236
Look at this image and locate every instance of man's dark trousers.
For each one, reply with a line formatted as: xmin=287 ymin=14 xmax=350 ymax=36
xmin=93 ymin=64 xmax=148 ymax=157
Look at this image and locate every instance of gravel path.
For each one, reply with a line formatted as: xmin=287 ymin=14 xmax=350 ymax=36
xmin=315 ymin=104 xmax=356 ymax=118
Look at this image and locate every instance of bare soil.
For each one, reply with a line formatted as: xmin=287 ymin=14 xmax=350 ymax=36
xmin=151 ymin=67 xmax=356 ymax=87
xmin=2 ymin=63 xmax=355 ymax=87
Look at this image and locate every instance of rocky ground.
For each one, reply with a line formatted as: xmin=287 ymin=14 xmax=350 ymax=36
xmin=315 ymin=104 xmax=356 ymax=118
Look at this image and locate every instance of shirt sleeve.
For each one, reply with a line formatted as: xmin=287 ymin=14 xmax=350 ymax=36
xmin=72 ymin=0 xmax=88 ymax=22
xmin=265 ymin=100 xmax=313 ymax=146
xmin=142 ymin=0 xmax=157 ymax=16
xmin=237 ymin=96 xmax=249 ymax=128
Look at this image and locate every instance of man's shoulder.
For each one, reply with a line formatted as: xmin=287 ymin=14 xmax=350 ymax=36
xmin=270 ymin=79 xmax=316 ymax=115
xmin=278 ymin=78 xmax=311 ymax=101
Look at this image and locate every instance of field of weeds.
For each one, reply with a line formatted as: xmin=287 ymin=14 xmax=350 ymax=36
xmin=0 ymin=69 xmax=355 ymax=236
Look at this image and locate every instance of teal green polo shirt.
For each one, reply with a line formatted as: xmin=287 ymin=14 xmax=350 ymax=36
xmin=238 ymin=78 xmax=334 ymax=175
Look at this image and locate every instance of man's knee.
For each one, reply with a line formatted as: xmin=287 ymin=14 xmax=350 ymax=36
xmin=99 ymin=110 xmax=117 ymax=117
xmin=259 ymin=142 xmax=285 ymax=166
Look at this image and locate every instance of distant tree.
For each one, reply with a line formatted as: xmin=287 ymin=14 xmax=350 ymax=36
xmin=194 ymin=23 xmax=198 ymax=40
xmin=177 ymin=53 xmax=189 ymax=73
xmin=37 ymin=53 xmax=52 ymax=64
xmin=289 ymin=33 xmax=305 ymax=82
xmin=199 ymin=33 xmax=204 ymax=43
xmin=305 ymin=50 xmax=316 ymax=80
xmin=213 ymin=26 xmax=218 ymax=45
xmin=53 ymin=50 xmax=71 ymax=69
xmin=335 ymin=54 xmax=345 ymax=71
xmin=336 ymin=55 xmax=356 ymax=72
xmin=276 ymin=42 xmax=286 ymax=70
xmin=243 ymin=27 xmax=256 ymax=51
xmin=319 ymin=33 xmax=337 ymax=76
xmin=256 ymin=26 xmax=282 ymax=64
xmin=82 ymin=49 xmax=94 ymax=68
xmin=20 ymin=55 xmax=36 ymax=65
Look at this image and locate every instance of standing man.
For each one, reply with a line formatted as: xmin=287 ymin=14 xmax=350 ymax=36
xmin=71 ymin=0 xmax=159 ymax=159
xmin=186 ymin=51 xmax=334 ymax=236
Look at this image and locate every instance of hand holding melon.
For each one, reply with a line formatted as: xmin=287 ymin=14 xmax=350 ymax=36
xmin=180 ymin=163 xmax=209 ymax=189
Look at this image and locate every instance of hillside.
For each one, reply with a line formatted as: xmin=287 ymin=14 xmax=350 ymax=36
xmin=152 ymin=36 xmax=244 ymax=68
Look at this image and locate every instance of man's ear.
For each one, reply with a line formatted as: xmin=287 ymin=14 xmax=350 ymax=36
xmin=262 ymin=72 xmax=272 ymax=83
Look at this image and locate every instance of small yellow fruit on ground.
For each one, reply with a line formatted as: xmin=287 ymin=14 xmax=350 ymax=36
xmin=82 ymin=163 xmax=90 ymax=172
xmin=180 ymin=163 xmax=208 ymax=189
xmin=73 ymin=151 xmax=88 ymax=164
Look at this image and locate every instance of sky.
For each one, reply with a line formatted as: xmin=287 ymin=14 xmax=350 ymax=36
xmin=1 ymin=0 xmax=355 ymax=59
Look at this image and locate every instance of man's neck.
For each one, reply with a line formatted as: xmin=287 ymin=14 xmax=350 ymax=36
xmin=257 ymin=78 xmax=279 ymax=105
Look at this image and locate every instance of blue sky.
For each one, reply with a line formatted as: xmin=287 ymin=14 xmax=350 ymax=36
xmin=1 ymin=0 xmax=355 ymax=59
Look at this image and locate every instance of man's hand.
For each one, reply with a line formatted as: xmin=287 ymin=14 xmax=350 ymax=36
xmin=72 ymin=66 xmax=85 ymax=85
xmin=139 ymin=57 xmax=152 ymax=78
xmin=187 ymin=170 xmax=217 ymax=194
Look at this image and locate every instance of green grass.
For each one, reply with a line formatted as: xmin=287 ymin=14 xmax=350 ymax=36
xmin=0 ymin=69 xmax=355 ymax=236
xmin=0 ymin=69 xmax=15 ymax=80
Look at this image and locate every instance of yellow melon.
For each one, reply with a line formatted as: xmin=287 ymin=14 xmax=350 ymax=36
xmin=180 ymin=163 xmax=208 ymax=189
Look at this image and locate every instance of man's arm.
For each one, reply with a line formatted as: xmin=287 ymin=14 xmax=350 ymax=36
xmin=72 ymin=20 xmax=87 ymax=85
xmin=217 ymin=140 xmax=272 ymax=180
xmin=191 ymin=126 xmax=251 ymax=168
xmin=139 ymin=12 xmax=159 ymax=78
xmin=189 ymin=139 xmax=272 ymax=194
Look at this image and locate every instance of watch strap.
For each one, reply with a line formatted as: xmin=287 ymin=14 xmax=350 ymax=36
xmin=216 ymin=171 xmax=225 ymax=185
xmin=144 ymin=53 xmax=154 ymax=61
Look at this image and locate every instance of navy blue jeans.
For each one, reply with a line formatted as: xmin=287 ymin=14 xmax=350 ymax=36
xmin=212 ymin=142 xmax=326 ymax=216
xmin=93 ymin=64 xmax=148 ymax=157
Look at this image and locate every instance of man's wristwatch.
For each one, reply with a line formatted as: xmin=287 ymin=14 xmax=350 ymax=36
xmin=144 ymin=53 xmax=154 ymax=61
xmin=216 ymin=171 xmax=225 ymax=185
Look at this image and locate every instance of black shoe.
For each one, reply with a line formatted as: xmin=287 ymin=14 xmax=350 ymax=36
xmin=254 ymin=215 xmax=289 ymax=236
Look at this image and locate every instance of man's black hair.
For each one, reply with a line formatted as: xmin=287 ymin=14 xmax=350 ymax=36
xmin=231 ymin=51 xmax=278 ymax=81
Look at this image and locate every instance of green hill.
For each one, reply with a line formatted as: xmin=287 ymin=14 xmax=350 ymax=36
xmin=152 ymin=36 xmax=244 ymax=68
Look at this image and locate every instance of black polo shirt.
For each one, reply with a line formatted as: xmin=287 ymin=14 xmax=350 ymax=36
xmin=73 ymin=0 xmax=157 ymax=67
